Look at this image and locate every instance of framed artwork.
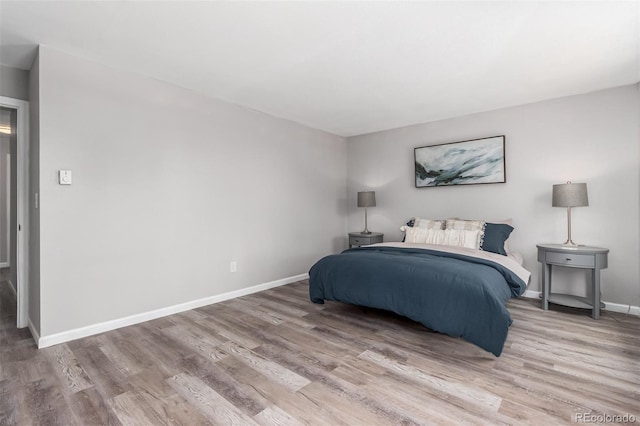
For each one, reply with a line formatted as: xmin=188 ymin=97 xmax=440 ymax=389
xmin=414 ymin=135 xmax=506 ymax=188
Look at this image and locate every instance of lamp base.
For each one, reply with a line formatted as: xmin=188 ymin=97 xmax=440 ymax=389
xmin=361 ymin=207 xmax=372 ymax=235
xmin=561 ymin=239 xmax=579 ymax=249
xmin=561 ymin=207 xmax=580 ymax=249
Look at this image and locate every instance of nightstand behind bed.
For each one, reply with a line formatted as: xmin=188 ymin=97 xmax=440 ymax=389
xmin=349 ymin=232 xmax=383 ymax=248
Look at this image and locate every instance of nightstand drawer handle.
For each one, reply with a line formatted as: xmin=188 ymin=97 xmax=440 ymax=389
xmin=566 ymin=258 xmax=572 ymax=261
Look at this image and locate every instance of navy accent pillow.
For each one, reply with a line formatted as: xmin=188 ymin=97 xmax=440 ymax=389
xmin=481 ymin=223 xmax=514 ymax=256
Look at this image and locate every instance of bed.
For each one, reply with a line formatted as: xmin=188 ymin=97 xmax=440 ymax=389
xmin=308 ymin=219 xmax=531 ymax=356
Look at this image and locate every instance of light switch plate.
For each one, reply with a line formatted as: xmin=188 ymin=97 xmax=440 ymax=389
xmin=58 ymin=170 xmax=72 ymax=185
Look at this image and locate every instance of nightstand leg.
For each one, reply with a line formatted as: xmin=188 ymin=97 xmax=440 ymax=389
xmin=542 ymin=263 xmax=550 ymax=310
xmin=592 ymin=269 xmax=601 ymax=320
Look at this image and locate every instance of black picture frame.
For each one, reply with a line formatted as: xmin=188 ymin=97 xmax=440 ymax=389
xmin=414 ymin=135 xmax=506 ymax=188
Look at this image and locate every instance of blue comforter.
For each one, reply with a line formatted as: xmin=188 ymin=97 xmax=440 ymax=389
xmin=309 ymin=246 xmax=528 ymax=356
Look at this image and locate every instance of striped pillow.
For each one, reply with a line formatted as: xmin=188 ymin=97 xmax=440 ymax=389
xmin=415 ymin=217 xmax=446 ymax=230
xmin=400 ymin=217 xmax=445 ymax=233
xmin=445 ymin=219 xmax=485 ymax=249
xmin=404 ymin=228 xmax=480 ymax=250
xmin=429 ymin=229 xmax=480 ymax=249
xmin=445 ymin=219 xmax=486 ymax=231
xmin=403 ymin=225 xmax=431 ymax=243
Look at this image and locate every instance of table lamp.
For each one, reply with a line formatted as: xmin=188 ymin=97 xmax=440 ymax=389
xmin=552 ymin=181 xmax=588 ymax=248
xmin=357 ymin=191 xmax=376 ymax=234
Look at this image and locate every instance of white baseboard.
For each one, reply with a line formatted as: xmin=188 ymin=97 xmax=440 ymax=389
xmin=521 ymin=290 xmax=640 ymax=316
xmin=522 ymin=290 xmax=542 ymax=300
xmin=6 ymin=279 xmax=16 ymax=297
xmin=37 ymin=273 xmax=309 ymax=349
xmin=28 ymin=318 xmax=41 ymax=346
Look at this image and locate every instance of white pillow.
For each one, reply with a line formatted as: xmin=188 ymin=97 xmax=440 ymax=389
xmin=405 ymin=228 xmax=480 ymax=249
xmin=415 ymin=218 xmax=446 ymax=230
xmin=446 ymin=218 xmax=514 ymax=253
xmin=445 ymin=218 xmax=485 ymax=231
xmin=400 ymin=217 xmax=445 ymax=233
xmin=445 ymin=219 xmax=485 ymax=249
xmin=404 ymin=226 xmax=431 ymax=243
xmin=429 ymin=229 xmax=480 ymax=249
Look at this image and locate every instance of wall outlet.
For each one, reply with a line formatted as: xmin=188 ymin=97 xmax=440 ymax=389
xmin=58 ymin=170 xmax=72 ymax=185
xmin=230 ymin=261 xmax=237 ymax=273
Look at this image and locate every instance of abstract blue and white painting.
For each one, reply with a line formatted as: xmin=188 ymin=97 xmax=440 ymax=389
xmin=414 ymin=136 xmax=505 ymax=187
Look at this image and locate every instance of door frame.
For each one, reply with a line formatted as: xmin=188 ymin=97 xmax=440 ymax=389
xmin=0 ymin=96 xmax=29 ymax=329
xmin=0 ymin=152 xmax=9 ymax=268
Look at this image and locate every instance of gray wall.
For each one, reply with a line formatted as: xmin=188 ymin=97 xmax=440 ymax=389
xmin=347 ymin=84 xmax=640 ymax=306
xmin=36 ymin=46 xmax=346 ymax=337
xmin=0 ymin=65 xmax=29 ymax=101
xmin=26 ymin=44 xmax=639 ymax=339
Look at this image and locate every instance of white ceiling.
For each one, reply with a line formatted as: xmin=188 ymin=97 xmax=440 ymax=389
xmin=1 ymin=1 xmax=638 ymax=137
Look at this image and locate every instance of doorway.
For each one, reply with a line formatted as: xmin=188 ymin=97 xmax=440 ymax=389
xmin=0 ymin=97 xmax=29 ymax=329
xmin=0 ymin=106 xmax=16 ymax=326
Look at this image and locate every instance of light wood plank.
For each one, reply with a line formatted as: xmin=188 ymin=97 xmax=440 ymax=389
xmin=219 ymin=341 xmax=311 ymax=392
xmin=254 ymin=405 xmax=305 ymax=426
xmin=1 ymin=280 xmax=638 ymax=425
xmin=167 ymin=373 xmax=259 ymax=425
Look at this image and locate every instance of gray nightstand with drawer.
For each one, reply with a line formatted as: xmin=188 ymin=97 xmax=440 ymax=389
xmin=536 ymin=244 xmax=609 ymax=319
xmin=349 ymin=232 xmax=383 ymax=248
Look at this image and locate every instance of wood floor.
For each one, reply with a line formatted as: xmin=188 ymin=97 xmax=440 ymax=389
xmin=1 ymin=279 xmax=639 ymax=425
